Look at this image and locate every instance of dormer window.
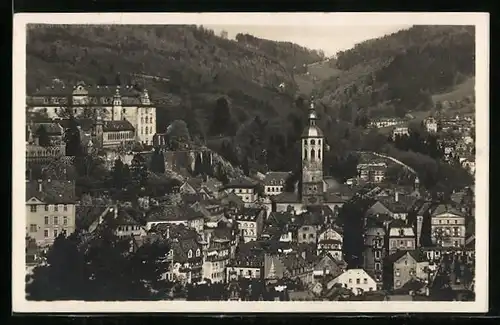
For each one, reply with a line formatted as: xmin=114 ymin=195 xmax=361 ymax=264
xmin=168 ymin=249 xmax=173 ymax=257
xmin=196 ymin=249 xmax=200 ymax=257
xmin=188 ymin=250 xmax=193 ymax=258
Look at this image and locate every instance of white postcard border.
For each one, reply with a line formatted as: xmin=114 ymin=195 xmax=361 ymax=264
xmin=12 ymin=12 xmax=489 ymax=313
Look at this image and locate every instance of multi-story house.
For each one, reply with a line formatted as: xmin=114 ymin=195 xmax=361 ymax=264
xmin=327 ymin=269 xmax=378 ymax=296
xmin=226 ymin=253 xmax=264 ymax=280
xmin=392 ymin=126 xmax=410 ymax=139
xmin=363 ymin=226 xmax=386 ymax=288
xmin=165 ymin=236 xmax=204 ymax=284
xmin=29 ymin=122 xmax=65 ymax=145
xmin=145 ymin=205 xmax=205 ymax=233
xmin=220 ymin=177 xmax=258 ymax=204
xmin=25 ymin=180 xmax=77 ymax=247
xmin=26 ymin=143 xmax=66 ymax=164
xmin=369 ymin=117 xmax=405 ymax=128
xmin=264 ymin=253 xmax=314 ymax=286
xmin=202 ymin=238 xmax=231 ymax=283
xmin=26 ymin=83 xmax=156 ymax=145
xmin=384 ymin=250 xmax=429 ymax=291
xmin=312 ymin=252 xmax=346 ymax=283
xmin=297 ymin=224 xmax=319 ymax=244
xmin=233 ymin=207 xmax=265 ymax=243
xmin=388 ymin=219 xmax=416 ymax=255
xmin=316 ymin=227 xmax=343 ymax=261
xmin=423 ymin=117 xmax=438 ymax=133
xmin=263 ymin=171 xmax=291 ymax=196
xmin=99 ymin=119 xmax=136 ymax=150
xmin=357 ymin=162 xmax=387 ymax=183
xmin=430 ymin=204 xmax=466 ymax=247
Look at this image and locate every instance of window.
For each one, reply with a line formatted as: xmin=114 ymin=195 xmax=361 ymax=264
xmin=356 ymin=278 xmax=360 ymax=284
xmin=53 ymin=229 xmax=58 ymax=237
xmin=54 ymin=205 xmax=58 ymax=212
xmin=364 ymin=278 xmax=368 ymax=284
xmin=302 ymin=234 xmax=307 ymax=240
xmin=196 ymin=249 xmax=200 ymax=257
xmin=53 ymin=216 xmax=58 ymax=225
xmin=29 ymin=224 xmax=37 ymax=232
xmin=30 ymin=205 xmax=37 ymax=212
xmin=396 ymin=280 xmax=401 ymax=286
xmin=375 ymin=262 xmax=381 ymax=271
xmin=45 ymin=205 xmax=49 ymax=211
xmin=374 ymin=250 xmax=381 ymax=260
xmin=310 ymin=139 xmax=315 ymax=145
xmin=248 ymin=270 xmax=252 ymax=276
xmin=348 ymin=278 xmax=352 ymax=283
xmin=44 ymin=216 xmax=49 ymax=225
xmin=395 ymin=269 xmax=400 ymax=277
xmin=63 ymin=216 xmax=68 ymax=225
xmin=188 ymin=250 xmax=193 ymax=258
xmin=44 ymin=229 xmax=49 ymax=237
xmin=454 ymin=241 xmax=459 ymax=247
xmin=455 ymin=220 xmax=458 ymax=224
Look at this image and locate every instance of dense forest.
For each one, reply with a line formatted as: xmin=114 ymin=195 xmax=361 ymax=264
xmin=27 ymin=24 xmax=475 ymax=194
xmin=313 ymin=25 xmax=475 ymax=121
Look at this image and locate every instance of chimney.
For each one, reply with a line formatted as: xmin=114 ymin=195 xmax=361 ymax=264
xmin=395 ymin=191 xmax=399 ymax=202
xmin=38 ymin=180 xmax=43 ymax=192
xmin=166 ymin=226 xmax=170 ymax=239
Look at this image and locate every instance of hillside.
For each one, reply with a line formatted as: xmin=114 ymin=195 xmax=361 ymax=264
xmin=312 ymin=25 xmax=475 ymax=121
xmin=26 ymin=24 xmax=322 ymax=136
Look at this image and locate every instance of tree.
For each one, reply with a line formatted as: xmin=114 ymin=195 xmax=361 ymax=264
xmin=339 ymin=197 xmax=371 ymax=268
xmin=26 ymin=232 xmax=86 ymax=300
xmin=36 ymin=125 xmax=51 ymax=147
xmin=209 ymin=97 xmax=234 ymax=136
xmin=111 ymin=158 xmax=126 ymax=189
xmin=64 ymin=118 xmax=83 ymax=157
xmin=150 ymin=148 xmax=166 ymax=174
xmin=167 ymin=120 xmax=191 ymax=150
xmin=130 ymin=154 xmax=149 ymax=189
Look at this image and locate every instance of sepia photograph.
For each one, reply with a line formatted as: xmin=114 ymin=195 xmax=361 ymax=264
xmin=12 ymin=13 xmax=489 ymax=313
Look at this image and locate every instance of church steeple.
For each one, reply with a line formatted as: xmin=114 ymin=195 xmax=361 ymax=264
xmin=301 ymin=98 xmax=325 ymax=206
xmin=308 ymin=101 xmax=318 ymax=126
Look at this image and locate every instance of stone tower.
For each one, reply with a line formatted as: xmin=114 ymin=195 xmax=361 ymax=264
xmin=301 ymin=100 xmax=324 ymax=206
xmin=112 ymin=86 xmax=123 ymax=121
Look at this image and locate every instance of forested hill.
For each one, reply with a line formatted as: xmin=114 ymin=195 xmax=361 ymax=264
xmin=26 ymin=25 xmax=323 ymax=131
xmin=234 ymin=33 xmax=325 ymax=73
xmin=310 ymin=25 xmax=475 ymax=121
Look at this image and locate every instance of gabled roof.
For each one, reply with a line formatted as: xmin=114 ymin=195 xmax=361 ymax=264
xmin=267 ymin=211 xmax=293 ymax=228
xmin=170 ymin=238 xmax=202 ymax=264
xmin=323 ymin=192 xmax=346 ymax=203
xmin=146 ymin=205 xmax=204 ymax=222
xmin=35 ymin=122 xmax=64 ymax=135
xmin=26 ymin=180 xmax=76 ymax=204
xmin=431 ymin=204 xmax=465 ymax=218
xmin=103 ymin=120 xmax=135 ymax=132
xmin=263 ymin=171 xmax=291 ymax=186
xmin=272 ymin=192 xmax=301 ymax=204
xmin=386 ymin=250 xmax=428 ymax=264
xmin=223 ymin=177 xmax=256 ymax=189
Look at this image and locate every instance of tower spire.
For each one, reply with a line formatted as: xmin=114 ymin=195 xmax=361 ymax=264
xmin=308 ymin=97 xmax=318 ymax=126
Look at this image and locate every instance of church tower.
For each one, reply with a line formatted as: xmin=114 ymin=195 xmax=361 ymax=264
xmin=301 ymin=100 xmax=324 ymax=206
xmin=112 ymin=86 xmax=123 ymax=121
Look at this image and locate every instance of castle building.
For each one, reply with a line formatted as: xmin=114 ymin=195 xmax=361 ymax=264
xmin=26 ymin=82 xmax=156 ymax=145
